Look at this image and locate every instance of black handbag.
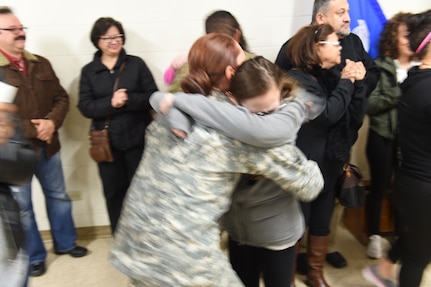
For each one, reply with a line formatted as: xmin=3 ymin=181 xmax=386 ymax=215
xmin=0 ymin=116 xmax=37 ymax=186
xmin=336 ymin=163 xmax=366 ymax=208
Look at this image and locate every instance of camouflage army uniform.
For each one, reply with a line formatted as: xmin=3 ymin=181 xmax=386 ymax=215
xmin=110 ymin=104 xmax=323 ymax=286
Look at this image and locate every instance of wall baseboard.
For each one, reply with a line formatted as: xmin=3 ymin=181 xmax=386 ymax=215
xmin=40 ymin=225 xmax=112 ymax=242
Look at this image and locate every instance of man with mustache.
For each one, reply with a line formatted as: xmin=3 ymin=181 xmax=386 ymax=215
xmin=0 ymin=6 xmax=87 ymax=278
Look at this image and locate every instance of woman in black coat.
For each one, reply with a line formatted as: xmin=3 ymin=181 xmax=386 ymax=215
xmin=78 ymin=17 xmax=158 ymax=233
xmin=286 ymin=23 xmax=367 ymax=287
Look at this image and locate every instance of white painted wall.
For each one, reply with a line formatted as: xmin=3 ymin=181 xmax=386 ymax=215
xmin=2 ymin=0 xmax=429 ymax=229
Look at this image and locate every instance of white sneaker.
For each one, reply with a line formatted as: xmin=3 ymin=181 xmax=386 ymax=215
xmin=367 ymin=235 xmax=382 ymax=259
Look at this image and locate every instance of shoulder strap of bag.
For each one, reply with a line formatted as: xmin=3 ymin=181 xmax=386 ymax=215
xmin=100 ymin=61 xmax=126 ymax=130
xmin=113 ymin=61 xmax=126 ymax=92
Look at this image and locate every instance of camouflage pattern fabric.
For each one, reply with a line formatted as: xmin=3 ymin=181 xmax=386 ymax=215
xmin=111 ymin=112 xmax=323 ymax=286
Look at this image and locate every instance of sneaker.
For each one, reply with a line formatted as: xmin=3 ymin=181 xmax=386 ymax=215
xmin=362 ymin=265 xmax=397 ymax=287
xmin=367 ymin=235 xmax=382 ymax=259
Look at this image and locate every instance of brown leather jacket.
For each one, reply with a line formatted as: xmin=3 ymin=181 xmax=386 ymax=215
xmin=0 ymin=50 xmax=69 ymax=157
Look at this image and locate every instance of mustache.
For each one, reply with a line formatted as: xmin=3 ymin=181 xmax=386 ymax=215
xmin=14 ymin=35 xmax=26 ymax=41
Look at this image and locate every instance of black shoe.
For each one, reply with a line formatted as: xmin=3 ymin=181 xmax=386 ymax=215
xmin=326 ymin=251 xmax=347 ymax=268
xmin=30 ymin=261 xmax=46 ymax=277
xmin=55 ymin=245 xmax=88 ymax=258
xmin=296 ymin=252 xmax=308 ymax=275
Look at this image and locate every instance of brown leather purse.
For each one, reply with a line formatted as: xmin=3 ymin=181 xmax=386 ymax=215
xmin=88 ymin=62 xmax=125 ymax=163
xmin=89 ymin=119 xmax=113 ymax=163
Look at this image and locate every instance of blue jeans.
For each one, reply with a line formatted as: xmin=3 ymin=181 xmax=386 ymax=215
xmin=11 ymin=148 xmax=77 ymax=264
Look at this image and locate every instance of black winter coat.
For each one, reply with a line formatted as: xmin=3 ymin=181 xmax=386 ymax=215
xmin=287 ymin=68 xmax=364 ymax=164
xmin=78 ymin=49 xmax=158 ymax=150
xmin=276 ymin=33 xmax=378 ymax=162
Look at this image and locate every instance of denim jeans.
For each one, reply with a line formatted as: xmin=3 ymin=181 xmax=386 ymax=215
xmin=11 ymin=148 xmax=77 ymax=264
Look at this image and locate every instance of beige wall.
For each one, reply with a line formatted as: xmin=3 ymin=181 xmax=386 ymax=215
xmin=3 ymin=0 xmax=429 ymax=230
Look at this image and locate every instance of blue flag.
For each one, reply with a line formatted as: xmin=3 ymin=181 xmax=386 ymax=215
xmin=349 ymin=0 xmax=387 ymax=59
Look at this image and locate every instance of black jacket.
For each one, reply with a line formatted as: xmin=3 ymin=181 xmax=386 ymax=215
xmin=276 ymin=33 xmax=378 ymax=162
xmin=398 ymin=67 xmax=431 ymax=182
xmin=78 ymin=49 xmax=158 ymax=150
xmin=287 ymin=68 xmax=365 ymax=163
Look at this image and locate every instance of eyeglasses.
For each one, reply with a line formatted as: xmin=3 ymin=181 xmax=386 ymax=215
xmin=100 ymin=34 xmax=123 ymax=42
xmin=317 ymin=41 xmax=341 ymax=47
xmin=0 ymin=27 xmax=28 ymax=34
xmin=256 ymin=103 xmax=287 ymax=116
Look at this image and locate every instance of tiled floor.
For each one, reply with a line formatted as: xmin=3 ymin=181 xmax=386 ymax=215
xmin=29 ymin=222 xmax=431 ymax=287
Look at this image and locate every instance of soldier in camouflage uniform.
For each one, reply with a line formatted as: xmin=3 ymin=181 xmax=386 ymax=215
xmin=110 ymin=33 xmax=324 ymax=287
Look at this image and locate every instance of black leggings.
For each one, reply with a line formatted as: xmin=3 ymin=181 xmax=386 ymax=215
xmin=395 ymin=174 xmax=431 ymax=287
xmin=365 ymin=130 xmax=398 ymax=235
xmin=98 ymin=145 xmax=144 ymax=233
xmin=301 ymin=159 xmax=342 ymax=236
xmin=228 ymin=237 xmax=295 ymax=287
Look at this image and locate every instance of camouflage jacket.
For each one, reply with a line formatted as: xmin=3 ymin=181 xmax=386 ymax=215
xmin=111 ymin=111 xmax=323 ymax=286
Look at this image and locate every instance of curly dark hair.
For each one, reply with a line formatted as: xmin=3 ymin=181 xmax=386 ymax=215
xmin=378 ymin=12 xmax=412 ymax=58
